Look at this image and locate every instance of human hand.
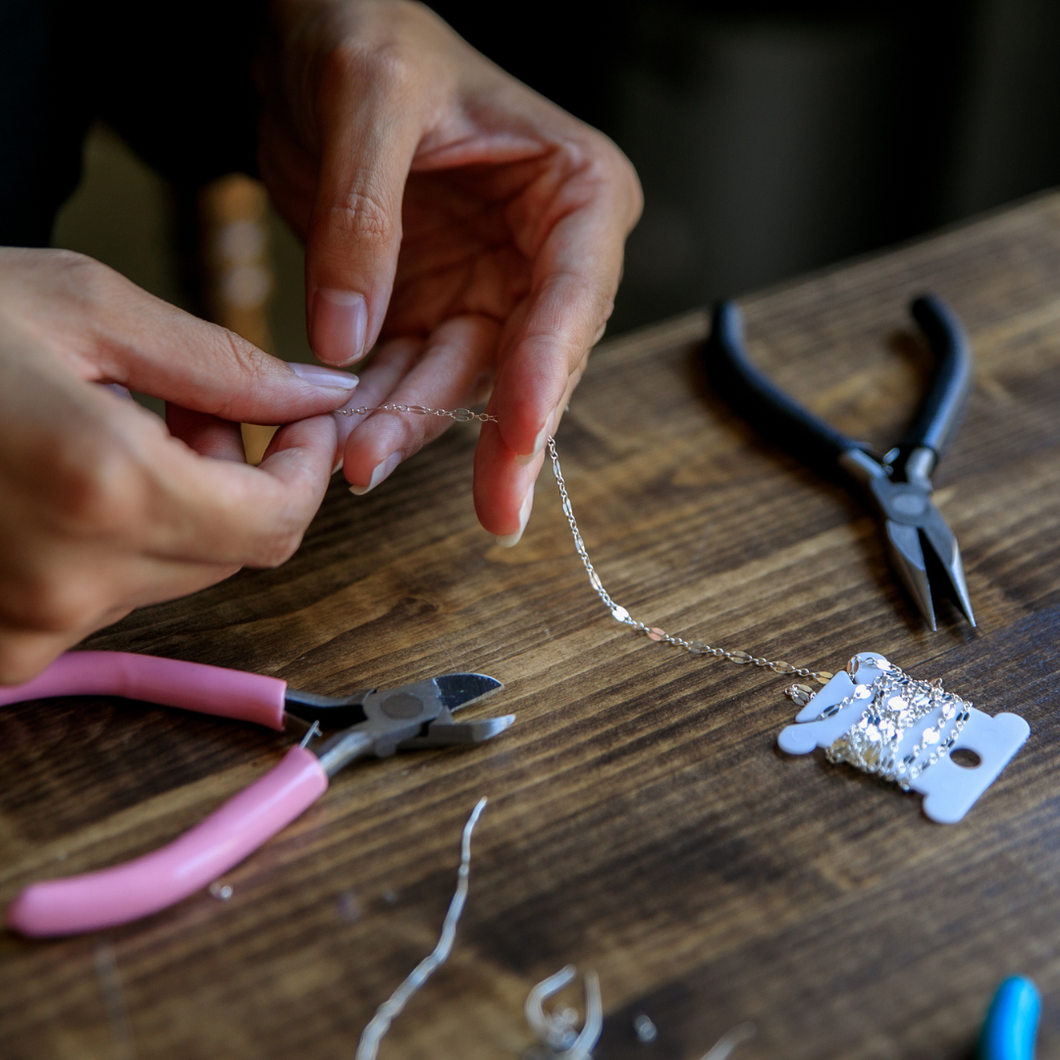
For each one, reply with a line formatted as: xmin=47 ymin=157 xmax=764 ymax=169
xmin=257 ymin=0 xmax=642 ymax=542
xmin=0 ymin=248 xmax=361 ymax=683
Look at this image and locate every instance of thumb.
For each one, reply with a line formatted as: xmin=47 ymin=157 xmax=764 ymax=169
xmin=305 ymin=57 xmax=425 ymax=366
xmin=92 ymin=284 xmax=362 ymax=424
xmin=14 ymin=251 xmax=364 ymax=423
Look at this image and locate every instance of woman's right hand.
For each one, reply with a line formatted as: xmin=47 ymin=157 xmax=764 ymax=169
xmin=0 ymin=248 xmax=359 ymax=684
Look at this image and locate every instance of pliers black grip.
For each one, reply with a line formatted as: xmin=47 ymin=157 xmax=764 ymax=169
xmin=702 ymin=294 xmax=976 ymax=630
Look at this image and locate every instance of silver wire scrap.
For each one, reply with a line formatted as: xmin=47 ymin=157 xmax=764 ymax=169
xmin=355 ymin=798 xmax=488 ymax=1060
xmin=700 ymin=1022 xmax=757 ymax=1060
xmin=524 ymin=965 xmax=603 ymax=1060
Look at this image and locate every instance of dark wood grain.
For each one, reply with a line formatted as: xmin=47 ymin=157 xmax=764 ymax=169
xmin=3 ymin=194 xmax=1060 ymax=1060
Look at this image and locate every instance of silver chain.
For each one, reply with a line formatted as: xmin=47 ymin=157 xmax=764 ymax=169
xmin=344 ymin=404 xmax=829 ymax=684
xmin=822 ymin=663 xmax=970 ymax=788
xmin=545 ymin=437 xmax=828 ymax=682
xmin=337 ymin=403 xmax=494 ymax=423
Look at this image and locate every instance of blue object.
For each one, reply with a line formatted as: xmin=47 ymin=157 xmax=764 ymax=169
xmin=979 ymin=977 xmax=1040 ymax=1060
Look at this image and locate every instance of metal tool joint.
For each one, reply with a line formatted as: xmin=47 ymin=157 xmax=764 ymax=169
xmin=898 ymin=445 xmax=937 ymax=488
xmin=839 ymin=447 xmax=888 ymax=486
xmin=313 ymin=730 xmax=378 ymax=776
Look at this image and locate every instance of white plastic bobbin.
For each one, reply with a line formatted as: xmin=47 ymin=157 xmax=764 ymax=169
xmin=778 ymin=652 xmax=1029 ymax=823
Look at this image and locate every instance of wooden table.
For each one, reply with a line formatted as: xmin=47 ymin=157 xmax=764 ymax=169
xmin=3 ymin=195 xmax=1060 ymax=1060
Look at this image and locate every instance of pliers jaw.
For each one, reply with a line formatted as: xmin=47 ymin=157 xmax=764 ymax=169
xmin=306 ymin=673 xmax=511 ymax=777
xmin=283 ymin=672 xmax=506 ymax=729
xmin=387 ymin=673 xmax=514 ymax=750
xmin=395 ymin=706 xmax=516 ymax=749
xmin=883 ymin=511 xmax=976 ymax=631
xmin=853 ymin=451 xmax=976 ymax=631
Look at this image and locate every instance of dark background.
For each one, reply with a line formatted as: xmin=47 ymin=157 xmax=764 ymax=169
xmin=430 ymin=0 xmax=1060 ymax=330
xmin=53 ymin=0 xmax=1060 ymax=342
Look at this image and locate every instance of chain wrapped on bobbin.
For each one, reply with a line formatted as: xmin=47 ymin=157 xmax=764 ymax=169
xmin=341 ymin=404 xmax=831 ymax=684
xmin=819 ymin=658 xmax=972 ymax=788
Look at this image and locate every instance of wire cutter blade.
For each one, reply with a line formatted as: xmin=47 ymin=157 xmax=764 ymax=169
xmin=310 ymin=673 xmax=511 ymax=769
xmin=398 ymin=672 xmax=513 ymax=749
xmin=281 ymin=671 xmax=503 ymax=730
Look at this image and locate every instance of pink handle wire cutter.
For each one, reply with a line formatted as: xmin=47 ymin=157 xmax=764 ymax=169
xmin=1 ymin=650 xmax=513 ymax=938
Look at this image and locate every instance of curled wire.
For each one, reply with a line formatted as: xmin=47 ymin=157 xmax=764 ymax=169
xmin=524 ymin=965 xmax=602 ymax=1060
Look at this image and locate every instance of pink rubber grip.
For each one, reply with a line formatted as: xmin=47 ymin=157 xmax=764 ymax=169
xmin=6 ymin=746 xmax=328 ymax=937
xmin=0 ymin=651 xmax=288 ymax=729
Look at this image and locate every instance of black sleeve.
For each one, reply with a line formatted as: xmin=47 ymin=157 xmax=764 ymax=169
xmin=0 ymin=0 xmax=91 ymax=246
xmin=89 ymin=0 xmax=269 ymax=191
xmin=0 ymin=0 xmax=268 ymax=248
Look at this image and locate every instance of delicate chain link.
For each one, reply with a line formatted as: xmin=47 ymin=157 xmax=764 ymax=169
xmin=337 ymin=403 xmax=497 ymax=423
xmin=546 ymin=438 xmax=828 ymax=683
xmin=341 ymin=404 xmax=827 ymax=683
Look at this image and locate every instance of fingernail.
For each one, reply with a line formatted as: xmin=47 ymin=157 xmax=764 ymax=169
xmin=495 ymin=484 xmax=535 ymax=547
xmin=348 ymin=451 xmax=402 ymax=495
xmin=312 ymin=289 xmax=368 ymax=365
xmin=287 ymin=361 xmax=360 ymax=390
xmin=515 ymin=411 xmax=555 ymax=466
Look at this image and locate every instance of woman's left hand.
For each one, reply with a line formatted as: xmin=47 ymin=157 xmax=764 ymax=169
xmin=257 ymin=0 xmax=642 ymax=542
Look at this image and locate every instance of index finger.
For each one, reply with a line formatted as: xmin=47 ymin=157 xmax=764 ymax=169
xmin=470 ymin=155 xmax=639 ymax=538
xmin=490 ymin=142 xmax=642 ymax=459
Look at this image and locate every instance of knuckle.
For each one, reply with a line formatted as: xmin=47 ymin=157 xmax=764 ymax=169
xmin=52 ymin=250 xmax=122 ymax=306
xmin=48 ymin=247 xmax=98 ymax=277
xmin=46 ymin=247 xmax=92 ymax=273
xmin=2 ymin=568 xmax=102 ymax=634
xmin=253 ymin=528 xmax=303 ymax=569
xmin=327 ymin=188 xmax=397 ymax=248
xmin=55 ymin=444 xmax=140 ymax=533
xmin=590 ymin=281 xmax=617 ymax=322
xmin=332 ymin=33 xmax=416 ymax=94
xmin=2 ymin=250 xmax=132 ymax=345
xmin=364 ymin=42 xmax=414 ymax=92
xmin=212 ymin=328 xmax=270 ymax=418
xmin=618 ymin=153 xmax=645 ymax=222
xmin=219 ymin=325 xmax=262 ymax=368
xmin=241 ymin=495 xmax=310 ymax=570
xmin=573 ymin=131 xmax=644 ymax=227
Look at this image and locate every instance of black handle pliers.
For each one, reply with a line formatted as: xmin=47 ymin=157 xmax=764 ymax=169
xmin=702 ymin=294 xmax=975 ymax=631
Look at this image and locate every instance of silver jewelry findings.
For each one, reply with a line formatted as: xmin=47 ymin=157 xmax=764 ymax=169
xmin=524 ymin=965 xmax=602 ymax=1060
